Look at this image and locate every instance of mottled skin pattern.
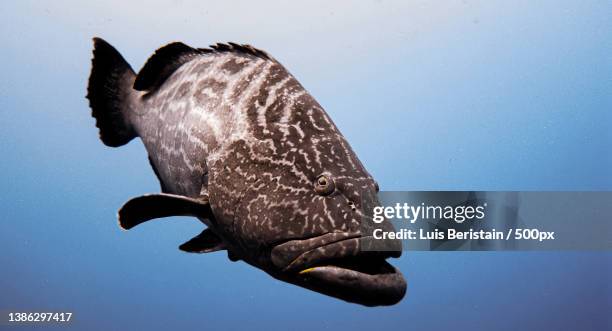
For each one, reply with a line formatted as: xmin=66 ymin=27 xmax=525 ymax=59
xmin=132 ymin=51 xmax=376 ymax=266
xmin=89 ymin=39 xmax=405 ymax=306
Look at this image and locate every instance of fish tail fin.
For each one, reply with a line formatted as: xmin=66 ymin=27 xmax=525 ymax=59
xmin=86 ymin=37 xmax=138 ymax=147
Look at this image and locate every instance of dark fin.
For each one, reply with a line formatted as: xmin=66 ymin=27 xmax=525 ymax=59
xmin=210 ymin=42 xmax=271 ymax=60
xmin=179 ymin=229 xmax=226 ymax=253
xmin=133 ymin=42 xmax=201 ymax=92
xmin=86 ymin=37 xmax=138 ymax=147
xmin=228 ymin=251 xmax=240 ymax=262
xmin=118 ymin=193 xmax=211 ymax=230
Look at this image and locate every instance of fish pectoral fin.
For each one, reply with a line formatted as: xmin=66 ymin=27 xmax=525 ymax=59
xmin=118 ymin=193 xmax=211 ymax=230
xmin=179 ymin=229 xmax=226 ymax=253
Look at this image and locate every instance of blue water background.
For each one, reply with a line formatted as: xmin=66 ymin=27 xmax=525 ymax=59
xmin=1 ymin=1 xmax=610 ymax=330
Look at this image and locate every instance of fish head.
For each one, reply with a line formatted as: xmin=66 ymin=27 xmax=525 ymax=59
xmin=209 ymin=118 xmax=406 ymax=306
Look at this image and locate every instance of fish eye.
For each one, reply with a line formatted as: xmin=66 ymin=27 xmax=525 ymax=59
xmin=314 ymin=174 xmax=335 ymax=195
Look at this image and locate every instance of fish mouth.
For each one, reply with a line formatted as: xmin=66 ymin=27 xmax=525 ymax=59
xmin=270 ymin=234 xmax=406 ymax=306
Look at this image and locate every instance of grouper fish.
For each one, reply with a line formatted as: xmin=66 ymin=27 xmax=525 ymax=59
xmin=86 ymin=37 xmax=406 ymax=306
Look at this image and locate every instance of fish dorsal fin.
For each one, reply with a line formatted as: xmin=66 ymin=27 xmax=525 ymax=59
xmin=179 ymin=229 xmax=226 ymax=253
xmin=209 ymin=42 xmax=271 ymax=60
xmin=118 ymin=193 xmax=211 ymax=230
xmin=133 ymin=42 xmax=201 ymax=92
xmin=133 ymin=41 xmax=274 ymax=92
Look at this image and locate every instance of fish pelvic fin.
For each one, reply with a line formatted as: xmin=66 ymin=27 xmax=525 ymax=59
xmin=179 ymin=229 xmax=226 ymax=254
xmin=86 ymin=37 xmax=138 ymax=147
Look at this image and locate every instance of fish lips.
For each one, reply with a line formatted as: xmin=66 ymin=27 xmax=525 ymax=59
xmin=271 ymin=234 xmax=406 ymax=306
